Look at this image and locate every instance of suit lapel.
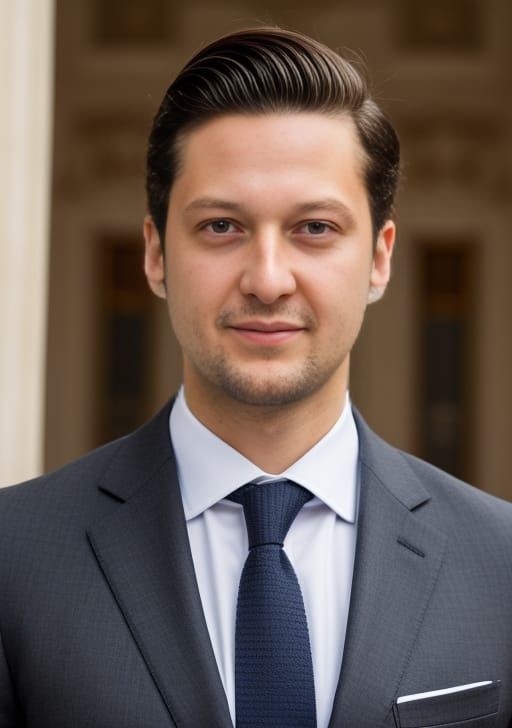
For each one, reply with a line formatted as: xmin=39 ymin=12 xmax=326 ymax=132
xmin=329 ymin=411 xmax=448 ymax=727
xmin=87 ymin=402 xmax=233 ymax=728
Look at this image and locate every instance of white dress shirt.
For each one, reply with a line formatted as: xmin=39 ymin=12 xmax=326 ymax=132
xmin=169 ymin=387 xmax=359 ymax=728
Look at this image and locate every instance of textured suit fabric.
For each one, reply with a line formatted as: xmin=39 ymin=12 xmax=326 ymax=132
xmin=0 ymin=399 xmax=512 ymax=727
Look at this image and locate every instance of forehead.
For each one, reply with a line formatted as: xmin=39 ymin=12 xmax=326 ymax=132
xmin=176 ymin=111 xmax=364 ymax=171
xmin=169 ymin=112 xmax=369 ymax=218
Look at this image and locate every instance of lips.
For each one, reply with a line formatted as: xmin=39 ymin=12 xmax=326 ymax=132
xmin=231 ymin=321 xmax=303 ymax=332
xmin=228 ymin=321 xmax=305 ymax=345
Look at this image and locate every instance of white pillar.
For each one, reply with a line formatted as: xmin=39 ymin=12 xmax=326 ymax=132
xmin=0 ymin=0 xmax=55 ymax=486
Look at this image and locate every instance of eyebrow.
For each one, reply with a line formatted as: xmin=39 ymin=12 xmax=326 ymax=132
xmin=183 ymin=197 xmax=242 ymax=215
xmin=183 ymin=196 xmax=357 ymax=225
xmin=293 ymin=199 xmax=356 ymax=224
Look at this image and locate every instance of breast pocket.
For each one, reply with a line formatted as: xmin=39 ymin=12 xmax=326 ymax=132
xmin=392 ymin=680 xmax=500 ymax=727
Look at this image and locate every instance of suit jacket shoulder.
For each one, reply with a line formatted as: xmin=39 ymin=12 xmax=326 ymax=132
xmin=402 ymin=447 xmax=512 ymax=538
xmin=353 ymin=406 xmax=512 ymax=549
xmin=0 ymin=402 xmax=174 ymax=535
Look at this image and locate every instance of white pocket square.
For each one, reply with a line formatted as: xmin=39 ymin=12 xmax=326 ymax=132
xmin=397 ymin=681 xmax=492 ymax=704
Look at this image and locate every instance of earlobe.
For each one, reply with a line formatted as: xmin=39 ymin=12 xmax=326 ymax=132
xmin=367 ymin=286 xmax=384 ymax=304
xmin=143 ymin=215 xmax=167 ymax=299
xmin=368 ymin=220 xmax=396 ymax=304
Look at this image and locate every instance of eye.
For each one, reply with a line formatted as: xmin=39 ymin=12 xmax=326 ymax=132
xmin=296 ymin=221 xmax=335 ymax=236
xmin=203 ymin=219 xmax=239 ymax=234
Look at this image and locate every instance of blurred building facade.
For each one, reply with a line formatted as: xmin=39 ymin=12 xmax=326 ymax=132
xmin=44 ymin=0 xmax=512 ymax=499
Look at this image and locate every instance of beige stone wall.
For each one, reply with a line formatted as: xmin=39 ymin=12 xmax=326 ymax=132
xmin=44 ymin=0 xmax=512 ymax=499
xmin=0 ymin=0 xmax=55 ymax=486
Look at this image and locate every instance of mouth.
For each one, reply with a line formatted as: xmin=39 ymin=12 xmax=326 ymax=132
xmin=228 ymin=321 xmax=306 ymax=345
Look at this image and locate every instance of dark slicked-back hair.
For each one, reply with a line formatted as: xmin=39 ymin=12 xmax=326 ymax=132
xmin=146 ymin=27 xmax=400 ymax=243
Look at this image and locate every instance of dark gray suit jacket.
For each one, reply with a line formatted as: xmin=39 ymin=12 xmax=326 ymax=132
xmin=1 ymin=400 xmax=511 ymax=727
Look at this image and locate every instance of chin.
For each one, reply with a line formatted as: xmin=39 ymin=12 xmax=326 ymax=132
xmin=210 ymin=370 xmax=332 ymax=408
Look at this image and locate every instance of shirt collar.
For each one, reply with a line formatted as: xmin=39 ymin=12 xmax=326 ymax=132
xmin=169 ymin=386 xmax=359 ymax=524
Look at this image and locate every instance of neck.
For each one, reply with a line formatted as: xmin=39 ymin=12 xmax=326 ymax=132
xmin=182 ymin=370 xmax=348 ymax=474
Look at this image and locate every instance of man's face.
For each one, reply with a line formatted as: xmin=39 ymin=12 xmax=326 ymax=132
xmin=144 ymin=113 xmax=394 ymax=408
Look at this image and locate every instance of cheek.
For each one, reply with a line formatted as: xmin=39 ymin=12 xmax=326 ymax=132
xmin=309 ymin=257 xmax=370 ymax=314
xmin=167 ymin=253 xmax=236 ymax=324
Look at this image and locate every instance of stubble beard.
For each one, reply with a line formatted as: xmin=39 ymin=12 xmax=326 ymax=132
xmin=186 ymin=340 xmax=348 ymax=408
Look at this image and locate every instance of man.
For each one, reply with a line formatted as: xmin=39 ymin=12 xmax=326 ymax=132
xmin=0 ymin=27 xmax=511 ymax=728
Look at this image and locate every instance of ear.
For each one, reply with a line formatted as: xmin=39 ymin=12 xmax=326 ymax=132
xmin=143 ymin=216 xmax=166 ymax=299
xmin=368 ymin=220 xmax=396 ymax=304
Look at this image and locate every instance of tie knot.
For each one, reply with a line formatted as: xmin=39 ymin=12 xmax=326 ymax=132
xmin=228 ymin=479 xmax=313 ymax=549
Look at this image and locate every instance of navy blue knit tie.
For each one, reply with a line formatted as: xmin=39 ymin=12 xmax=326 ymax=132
xmin=228 ymin=479 xmax=317 ymax=727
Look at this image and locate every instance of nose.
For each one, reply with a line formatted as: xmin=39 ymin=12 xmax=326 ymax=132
xmin=239 ymin=230 xmax=297 ymax=304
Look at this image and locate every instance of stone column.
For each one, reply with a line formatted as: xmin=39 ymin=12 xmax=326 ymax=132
xmin=0 ymin=0 xmax=55 ymax=486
